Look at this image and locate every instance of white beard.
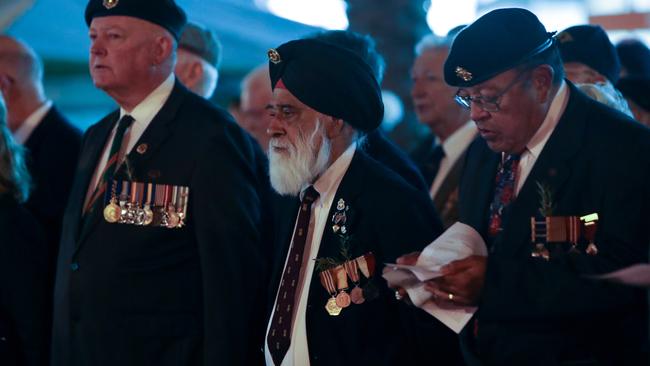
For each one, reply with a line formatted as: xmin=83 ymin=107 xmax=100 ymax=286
xmin=268 ymin=120 xmax=331 ymax=196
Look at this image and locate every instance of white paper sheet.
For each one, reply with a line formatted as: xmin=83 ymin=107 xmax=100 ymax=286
xmin=382 ymin=222 xmax=487 ymax=333
xmin=586 ymin=263 xmax=650 ymax=287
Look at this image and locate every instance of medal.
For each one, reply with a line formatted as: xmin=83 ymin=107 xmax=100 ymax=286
xmin=332 ymin=265 xmax=350 ymax=308
xmin=103 ymin=181 xmax=121 ymax=223
xmin=319 ymin=269 xmax=342 ymax=316
xmin=143 ymin=183 xmax=154 ymax=226
xmin=350 ymin=286 xmax=365 ymax=304
xmin=166 ymin=186 xmax=180 ymax=228
xmin=344 ymin=259 xmax=364 ymax=304
xmin=325 ymin=297 xmax=342 ymax=316
xmin=581 ymin=213 xmax=599 ymax=256
xmin=335 ymin=291 xmax=351 ymax=308
xmin=103 ymin=197 xmax=120 ymax=223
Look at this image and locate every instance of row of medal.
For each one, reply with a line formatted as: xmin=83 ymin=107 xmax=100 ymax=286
xmin=319 ymin=252 xmax=377 ymax=316
xmin=103 ymin=180 xmax=190 ymax=229
xmin=530 ymin=213 xmax=599 ymax=260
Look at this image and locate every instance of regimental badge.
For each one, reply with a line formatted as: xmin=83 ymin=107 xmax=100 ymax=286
xmin=268 ymin=48 xmax=281 ymax=64
xmin=136 ymin=143 xmax=148 ymax=155
xmin=103 ymin=0 xmax=119 ymax=9
xmin=556 ymin=31 xmax=573 ymax=43
xmin=455 ymin=66 xmax=473 ymax=82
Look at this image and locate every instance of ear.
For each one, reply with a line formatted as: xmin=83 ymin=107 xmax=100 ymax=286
xmin=323 ymin=115 xmax=345 ymax=139
xmin=531 ymin=65 xmax=554 ymax=103
xmin=153 ymin=35 xmax=174 ymax=65
xmin=0 ymin=74 xmax=13 ymax=94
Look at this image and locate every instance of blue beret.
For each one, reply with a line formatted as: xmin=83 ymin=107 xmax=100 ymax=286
xmin=617 ymin=76 xmax=650 ymax=112
xmin=557 ymin=25 xmax=621 ymax=83
xmin=85 ymin=0 xmax=187 ymax=40
xmin=268 ymin=39 xmax=383 ymax=132
xmin=444 ymin=8 xmax=555 ymax=87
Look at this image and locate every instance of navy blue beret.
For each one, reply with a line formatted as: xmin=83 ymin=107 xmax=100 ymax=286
xmin=444 ymin=8 xmax=555 ymax=87
xmin=85 ymin=0 xmax=187 ymax=40
xmin=617 ymin=76 xmax=650 ymax=112
xmin=557 ymin=24 xmax=621 ymax=83
xmin=268 ymin=39 xmax=384 ymax=132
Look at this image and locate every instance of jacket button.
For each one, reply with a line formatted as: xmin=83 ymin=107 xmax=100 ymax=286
xmin=70 ymin=263 xmax=80 ymax=271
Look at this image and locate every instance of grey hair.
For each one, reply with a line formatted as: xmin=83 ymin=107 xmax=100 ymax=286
xmin=0 ymin=96 xmax=31 ymax=203
xmin=414 ymin=34 xmax=454 ymax=56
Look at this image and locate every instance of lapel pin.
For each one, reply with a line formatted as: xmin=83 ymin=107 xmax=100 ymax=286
xmin=136 ymin=143 xmax=148 ymax=155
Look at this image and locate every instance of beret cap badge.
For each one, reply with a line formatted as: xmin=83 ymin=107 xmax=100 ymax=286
xmin=103 ymin=0 xmax=118 ymax=9
xmin=267 ymin=48 xmax=282 ymax=64
xmin=455 ymin=66 xmax=473 ymax=82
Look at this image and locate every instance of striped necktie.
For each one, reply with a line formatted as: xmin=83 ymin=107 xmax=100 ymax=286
xmin=83 ymin=114 xmax=135 ymax=216
xmin=268 ymin=185 xmax=320 ymax=365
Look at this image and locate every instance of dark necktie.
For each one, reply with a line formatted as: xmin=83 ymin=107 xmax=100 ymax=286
xmin=487 ymin=154 xmax=521 ymax=237
xmin=268 ymin=185 xmax=320 ymax=365
xmin=83 ymin=115 xmax=135 ymax=216
xmin=428 ymin=143 xmax=445 ymax=185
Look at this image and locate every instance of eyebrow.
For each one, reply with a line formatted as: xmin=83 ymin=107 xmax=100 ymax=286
xmin=265 ymin=103 xmax=295 ymax=110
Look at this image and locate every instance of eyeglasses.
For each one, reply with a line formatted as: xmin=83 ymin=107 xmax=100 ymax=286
xmin=454 ymin=70 xmax=529 ymax=112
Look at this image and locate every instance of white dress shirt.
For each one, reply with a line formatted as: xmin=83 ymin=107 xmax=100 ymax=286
xmin=84 ymin=74 xmax=175 ymax=208
xmin=265 ymin=143 xmax=357 ymax=366
xmin=516 ymin=81 xmax=569 ymax=194
xmin=13 ymin=100 xmax=53 ymax=144
xmin=429 ymin=121 xmax=477 ymax=198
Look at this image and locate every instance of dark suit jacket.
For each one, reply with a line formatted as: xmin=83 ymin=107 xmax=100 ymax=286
xmin=51 ymin=81 xmax=268 ymax=366
xmin=459 ymin=82 xmax=650 ymax=365
xmin=23 ymin=106 xmax=81 ymax=318
xmin=411 ymin=133 xmax=472 ymax=229
xmin=364 ymin=129 xmax=428 ymax=192
xmin=0 ymin=194 xmax=49 ymax=366
xmin=269 ymin=150 xmax=463 ymax=365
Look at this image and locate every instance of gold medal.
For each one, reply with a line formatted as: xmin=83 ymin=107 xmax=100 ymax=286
xmin=167 ymin=210 xmax=180 ymax=228
xmin=103 ymin=199 xmax=120 ymax=223
xmin=325 ymin=297 xmax=342 ymax=316
xmin=335 ymin=291 xmax=351 ymax=308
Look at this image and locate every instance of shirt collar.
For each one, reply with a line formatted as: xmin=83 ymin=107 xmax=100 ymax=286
xmin=439 ymin=121 xmax=477 ymax=159
xmin=119 ymin=73 xmax=175 ymax=126
xmin=13 ymin=100 xmax=52 ymax=144
xmin=525 ymin=80 xmax=569 ymax=159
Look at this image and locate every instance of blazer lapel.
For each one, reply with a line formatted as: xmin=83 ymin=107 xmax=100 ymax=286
xmin=462 ymin=140 xmax=500 ymax=238
xmin=316 ymin=151 xmax=367 ymax=261
xmin=71 ymin=112 xmax=121 ymax=246
xmin=118 ymin=81 xmax=187 ymax=182
xmin=499 ymin=83 xmax=587 ymax=256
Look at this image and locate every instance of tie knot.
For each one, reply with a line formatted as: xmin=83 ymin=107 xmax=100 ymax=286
xmin=117 ymin=115 xmax=135 ymax=130
xmin=302 ymin=185 xmax=320 ymax=203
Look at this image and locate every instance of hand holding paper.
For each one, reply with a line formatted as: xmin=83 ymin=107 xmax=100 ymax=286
xmin=383 ymin=222 xmax=487 ymax=333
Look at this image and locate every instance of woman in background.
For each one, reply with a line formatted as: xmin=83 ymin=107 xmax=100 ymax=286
xmin=0 ymin=93 xmax=49 ymax=366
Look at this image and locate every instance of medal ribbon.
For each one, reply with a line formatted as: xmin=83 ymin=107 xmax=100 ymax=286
xmin=319 ymin=269 xmax=337 ymax=296
xmin=344 ymin=259 xmax=361 ymax=284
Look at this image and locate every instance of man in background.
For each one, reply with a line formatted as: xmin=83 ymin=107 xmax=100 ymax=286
xmin=409 ymin=33 xmax=476 ymax=228
xmin=174 ymin=22 xmax=221 ymax=99
xmin=0 ymin=35 xmax=81 ymax=277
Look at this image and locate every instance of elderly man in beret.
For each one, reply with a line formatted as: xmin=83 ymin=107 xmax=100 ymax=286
xmin=51 ymin=0 xmax=269 ymax=365
xmin=397 ymin=8 xmax=650 ymax=365
xmin=174 ymin=22 xmax=221 ymax=98
xmin=263 ymin=38 xmax=448 ymax=365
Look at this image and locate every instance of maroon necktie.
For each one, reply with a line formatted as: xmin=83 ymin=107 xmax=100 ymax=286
xmin=268 ymin=186 xmax=320 ymax=365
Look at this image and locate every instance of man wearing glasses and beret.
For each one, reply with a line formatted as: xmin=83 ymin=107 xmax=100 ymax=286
xmin=398 ymin=7 xmax=649 ymax=365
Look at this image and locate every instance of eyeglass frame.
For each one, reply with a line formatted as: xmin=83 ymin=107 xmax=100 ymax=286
xmin=454 ymin=69 xmax=531 ymax=112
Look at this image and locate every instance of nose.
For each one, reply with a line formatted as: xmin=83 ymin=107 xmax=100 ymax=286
xmin=90 ymin=38 xmax=105 ymax=57
xmin=469 ymin=103 xmax=490 ymax=122
xmin=266 ymin=113 xmax=285 ymax=138
xmin=410 ymin=79 xmax=424 ymax=100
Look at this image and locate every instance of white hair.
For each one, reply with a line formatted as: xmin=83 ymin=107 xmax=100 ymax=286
xmin=414 ymin=34 xmax=453 ymax=56
xmin=269 ymin=119 xmax=331 ymax=196
xmin=176 ymin=50 xmax=218 ymax=98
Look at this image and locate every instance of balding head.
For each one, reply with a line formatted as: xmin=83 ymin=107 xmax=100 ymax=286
xmin=239 ymin=64 xmax=272 ymax=149
xmin=0 ymin=36 xmax=43 ymax=84
xmin=0 ymin=36 xmax=46 ymax=130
